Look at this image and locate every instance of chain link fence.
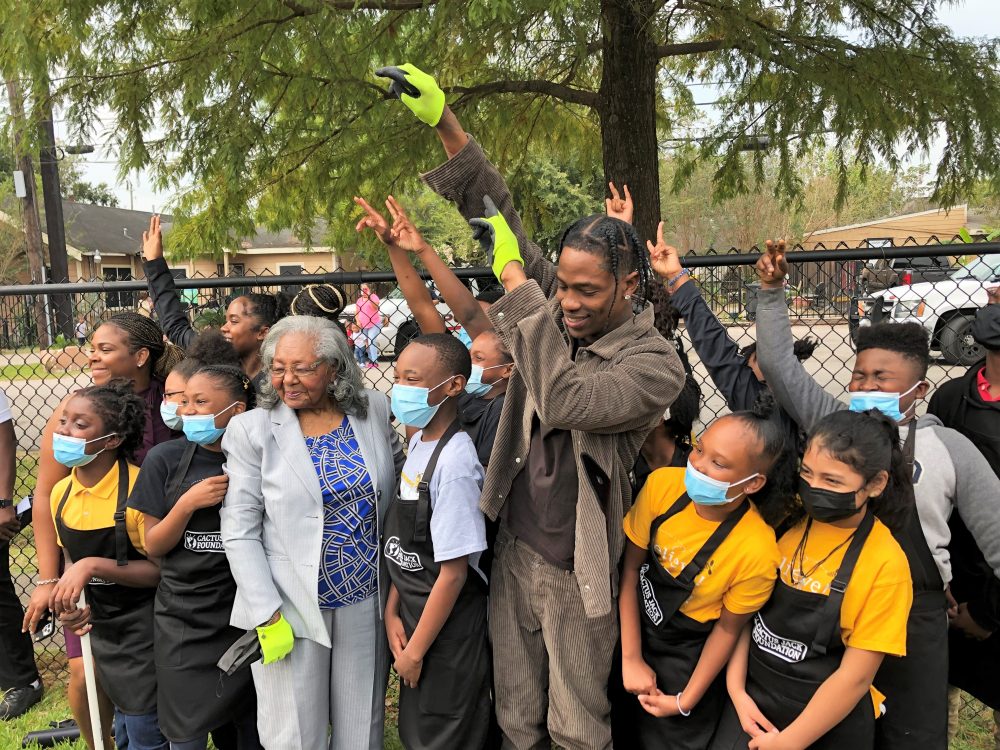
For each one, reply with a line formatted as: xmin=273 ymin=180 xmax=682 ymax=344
xmin=2 ymin=237 xmax=998 ymax=743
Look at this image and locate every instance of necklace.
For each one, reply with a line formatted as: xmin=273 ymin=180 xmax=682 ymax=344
xmin=789 ymin=518 xmax=858 ymax=586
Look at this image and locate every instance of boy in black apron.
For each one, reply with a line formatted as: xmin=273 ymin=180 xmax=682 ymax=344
xmin=128 ymin=365 xmax=261 ymax=750
xmin=619 ymin=406 xmax=785 ymax=749
xmin=384 ymin=334 xmax=491 ymax=750
xmin=47 ymin=381 xmax=165 ymax=750
xmin=712 ymin=409 xmax=914 ymax=750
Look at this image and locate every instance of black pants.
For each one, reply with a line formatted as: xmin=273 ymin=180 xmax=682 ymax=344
xmin=0 ymin=541 xmax=39 ymax=689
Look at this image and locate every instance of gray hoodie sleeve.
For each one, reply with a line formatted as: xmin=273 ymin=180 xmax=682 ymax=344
xmin=754 ymin=287 xmax=845 ymax=432
xmin=936 ymin=425 xmax=1000 ymax=579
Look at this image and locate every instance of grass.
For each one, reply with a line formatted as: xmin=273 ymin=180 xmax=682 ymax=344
xmin=2 ymin=675 xmax=404 ymax=748
xmin=0 ymin=363 xmax=61 ymax=381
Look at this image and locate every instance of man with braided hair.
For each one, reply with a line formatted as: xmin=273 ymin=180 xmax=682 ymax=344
xmin=379 ymin=63 xmax=684 ymax=748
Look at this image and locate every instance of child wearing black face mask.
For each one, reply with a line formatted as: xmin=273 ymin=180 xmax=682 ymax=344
xmin=712 ymin=409 xmax=914 ymax=750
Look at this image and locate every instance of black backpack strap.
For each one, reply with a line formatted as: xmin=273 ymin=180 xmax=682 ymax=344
xmin=164 ymin=441 xmax=199 ymax=509
xmin=811 ymin=509 xmax=876 ymax=655
xmin=413 ymin=421 xmax=463 ymax=544
xmin=113 ymin=458 xmax=130 ymax=566
xmin=676 ymin=499 xmax=751 ymax=587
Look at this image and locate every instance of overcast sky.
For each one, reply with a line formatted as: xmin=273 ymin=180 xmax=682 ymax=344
xmin=65 ymin=0 xmax=1000 ymax=214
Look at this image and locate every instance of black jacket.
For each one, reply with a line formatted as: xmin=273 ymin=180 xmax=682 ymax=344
xmin=143 ymin=257 xmax=196 ymax=350
xmin=671 ymin=280 xmax=803 ymax=452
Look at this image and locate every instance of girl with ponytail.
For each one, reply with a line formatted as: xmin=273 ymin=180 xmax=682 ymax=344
xmin=618 ymin=394 xmax=788 ymax=748
xmin=712 ymin=409 xmax=914 ymax=750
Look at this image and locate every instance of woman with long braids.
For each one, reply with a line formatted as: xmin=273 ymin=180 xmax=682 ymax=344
xmin=376 ymin=63 xmax=685 ymax=748
xmin=23 ymin=312 xmax=182 ymax=750
xmin=140 ymin=215 xmax=288 ymax=388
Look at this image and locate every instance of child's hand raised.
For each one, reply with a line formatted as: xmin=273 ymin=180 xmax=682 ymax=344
xmin=142 ymin=215 xmax=163 ymax=261
xmin=385 ymin=195 xmax=430 ymax=255
xmin=354 ymin=196 xmax=392 ymax=245
xmin=606 ymin=182 xmax=633 ymax=225
xmin=756 ymin=239 xmax=789 ymax=288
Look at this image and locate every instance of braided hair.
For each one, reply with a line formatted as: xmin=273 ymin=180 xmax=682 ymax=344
xmin=290 ymin=284 xmax=348 ymax=321
xmin=558 ymin=214 xmax=653 ymax=315
xmin=191 ymin=364 xmax=256 ymax=410
xmin=74 ymin=378 xmax=146 ymax=462
xmin=104 ymin=312 xmax=183 ymax=379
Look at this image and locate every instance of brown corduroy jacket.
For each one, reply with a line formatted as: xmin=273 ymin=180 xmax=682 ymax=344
xmin=422 ymin=137 xmax=684 ymax=618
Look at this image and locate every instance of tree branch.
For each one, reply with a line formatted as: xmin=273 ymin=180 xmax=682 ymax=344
xmin=657 ymin=39 xmax=728 ymax=57
xmin=446 ymin=79 xmax=598 ymax=108
xmin=321 ymin=0 xmax=440 ymax=9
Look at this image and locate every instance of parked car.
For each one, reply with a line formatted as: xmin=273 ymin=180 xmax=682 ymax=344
xmin=850 ymin=254 xmax=1000 ymax=365
xmin=340 ymin=279 xmax=483 ymax=358
xmin=860 ymin=255 xmax=956 ymax=293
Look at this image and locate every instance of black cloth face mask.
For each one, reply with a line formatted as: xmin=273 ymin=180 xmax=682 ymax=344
xmin=798 ymin=478 xmax=866 ymax=523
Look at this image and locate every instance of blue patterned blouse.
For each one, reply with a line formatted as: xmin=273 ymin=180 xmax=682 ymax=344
xmin=305 ymin=418 xmax=378 ymax=609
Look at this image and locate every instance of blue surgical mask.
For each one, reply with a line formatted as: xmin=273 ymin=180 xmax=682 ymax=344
xmin=391 ymin=377 xmax=455 ymax=428
xmin=465 ymin=364 xmax=507 ymax=398
xmin=182 ymin=402 xmax=239 ymax=446
xmin=848 ymin=382 xmax=921 ymax=422
xmin=160 ymin=401 xmax=184 ymax=431
xmin=52 ymin=433 xmax=117 ymax=468
xmin=684 ymin=462 xmax=758 ymax=506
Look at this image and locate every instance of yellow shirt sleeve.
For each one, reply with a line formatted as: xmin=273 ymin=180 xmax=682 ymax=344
xmin=721 ymin=517 xmax=780 ymax=616
xmin=623 ymin=468 xmax=687 ymax=550
xmin=845 ymin=575 xmax=912 ymax=656
xmin=49 ymin=476 xmax=72 ymax=548
xmin=126 ymin=508 xmax=146 ymax=557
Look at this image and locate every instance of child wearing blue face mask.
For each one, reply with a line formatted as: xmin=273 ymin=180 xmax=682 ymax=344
xmin=127 ymin=365 xmax=260 ymax=750
xmin=48 ymin=379 xmax=166 ymax=750
xmin=160 ymin=330 xmax=242 ymax=433
xmin=385 ymin=333 xmax=491 ymax=750
xmin=618 ymin=395 xmax=794 ymax=749
xmin=355 ymin=194 xmax=512 ymax=468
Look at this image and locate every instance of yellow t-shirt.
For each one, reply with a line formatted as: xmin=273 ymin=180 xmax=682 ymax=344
xmin=623 ymin=467 xmax=780 ymax=623
xmin=50 ymin=462 xmax=146 ymax=555
xmin=777 ymin=518 xmax=912 ymax=656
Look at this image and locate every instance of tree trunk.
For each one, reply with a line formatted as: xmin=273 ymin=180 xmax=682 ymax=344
xmin=598 ymin=0 xmax=678 ymax=337
xmin=5 ymin=78 xmax=51 ymax=348
xmin=598 ymin=0 xmax=661 ymax=244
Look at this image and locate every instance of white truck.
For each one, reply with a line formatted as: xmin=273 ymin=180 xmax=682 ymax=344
xmin=853 ymin=253 xmax=1000 ymax=365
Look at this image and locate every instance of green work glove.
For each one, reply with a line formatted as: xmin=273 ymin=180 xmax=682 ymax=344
xmin=470 ymin=196 xmax=523 ymax=281
xmin=375 ymin=63 xmax=446 ymax=127
xmin=256 ymin=613 xmax=294 ymax=665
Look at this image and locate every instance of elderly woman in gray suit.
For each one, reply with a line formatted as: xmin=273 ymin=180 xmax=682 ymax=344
xmin=220 ymin=315 xmax=402 ymax=749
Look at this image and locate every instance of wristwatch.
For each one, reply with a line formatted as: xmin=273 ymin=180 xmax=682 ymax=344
xmin=0 ymin=499 xmax=13 ymax=510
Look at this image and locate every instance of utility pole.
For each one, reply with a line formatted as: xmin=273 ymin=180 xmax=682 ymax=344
xmin=4 ymin=78 xmax=50 ymax=347
xmin=37 ymin=80 xmax=74 ymax=338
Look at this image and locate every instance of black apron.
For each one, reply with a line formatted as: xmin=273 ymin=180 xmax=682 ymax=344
xmin=153 ymin=442 xmax=259 ymax=745
xmin=383 ymin=422 xmax=491 ymax=750
xmin=635 ymin=493 xmax=749 ymax=749
xmin=55 ymin=459 xmax=158 ymax=715
xmin=874 ymin=422 xmax=948 ymax=750
xmin=712 ymin=511 xmax=877 ymax=749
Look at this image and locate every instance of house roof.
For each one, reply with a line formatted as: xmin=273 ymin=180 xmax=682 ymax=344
xmin=807 ymin=205 xmax=968 ymax=237
xmin=0 ymin=199 xmax=330 ymax=257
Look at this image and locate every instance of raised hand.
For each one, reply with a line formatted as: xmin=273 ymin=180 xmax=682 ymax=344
xmin=606 ymin=182 xmax=634 ymax=224
xmin=756 ymin=239 xmax=789 ymax=288
xmin=385 ymin=195 xmax=429 ymax=254
xmin=142 ymin=215 xmax=163 ymax=261
xmin=647 ymin=221 xmax=684 ymax=280
xmin=375 ymin=63 xmax=446 ymax=127
xmin=354 ymin=196 xmax=392 ymax=245
xmin=469 ymin=195 xmax=523 ymax=282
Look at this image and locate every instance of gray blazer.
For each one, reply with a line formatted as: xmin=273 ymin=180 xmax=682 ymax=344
xmin=220 ymin=389 xmax=403 ymax=647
